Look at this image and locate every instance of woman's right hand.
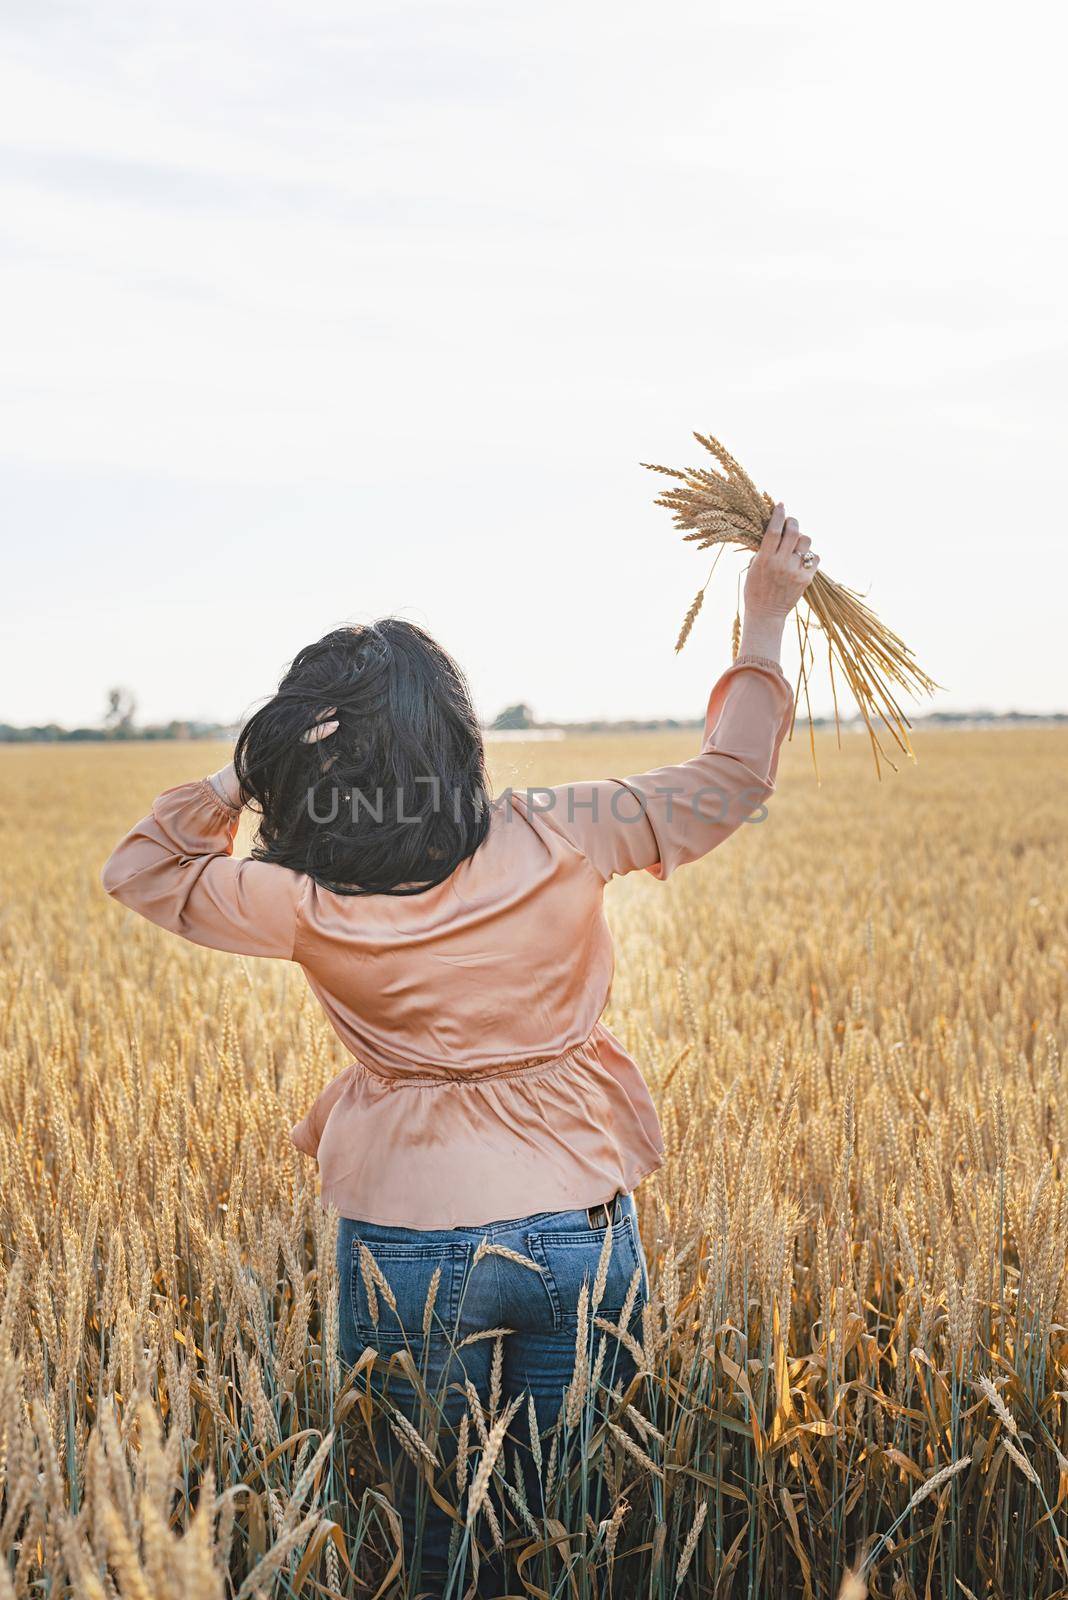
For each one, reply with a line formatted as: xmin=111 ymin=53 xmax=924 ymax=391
xmin=301 ymin=707 xmax=339 ymax=744
xmin=743 ymin=502 xmax=819 ymax=620
xmin=210 ymin=707 xmax=340 ymax=808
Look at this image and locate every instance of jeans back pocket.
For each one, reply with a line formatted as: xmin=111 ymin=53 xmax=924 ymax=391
xmin=351 ymin=1237 xmax=471 ymax=1346
xmin=528 ymin=1213 xmax=645 ymax=1329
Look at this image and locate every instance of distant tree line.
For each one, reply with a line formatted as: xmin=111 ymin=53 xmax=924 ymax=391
xmin=0 ymin=720 xmax=239 ymax=743
xmin=0 ymin=687 xmax=1063 ymax=745
xmin=0 ymin=686 xmax=237 ymax=743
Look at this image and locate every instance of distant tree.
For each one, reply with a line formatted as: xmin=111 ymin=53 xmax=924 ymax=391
xmin=490 ymin=702 xmax=535 ymax=731
xmin=104 ymin=687 xmax=138 ymax=737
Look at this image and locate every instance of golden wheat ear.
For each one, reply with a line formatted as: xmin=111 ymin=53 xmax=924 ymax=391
xmin=643 ymin=437 xmax=939 ymax=775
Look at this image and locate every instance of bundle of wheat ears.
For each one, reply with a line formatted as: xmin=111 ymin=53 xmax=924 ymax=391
xmin=643 ymin=433 xmax=939 ymax=775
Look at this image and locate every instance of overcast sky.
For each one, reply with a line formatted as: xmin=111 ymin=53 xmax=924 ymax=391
xmin=2 ymin=0 xmax=1065 ymax=727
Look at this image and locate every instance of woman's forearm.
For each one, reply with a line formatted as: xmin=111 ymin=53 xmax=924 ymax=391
xmin=737 ymin=607 xmax=787 ymax=664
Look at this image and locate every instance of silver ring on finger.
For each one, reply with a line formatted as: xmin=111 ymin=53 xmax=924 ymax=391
xmin=800 ymin=552 xmax=817 ymax=569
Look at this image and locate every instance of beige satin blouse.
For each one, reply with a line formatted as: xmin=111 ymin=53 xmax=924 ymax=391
xmin=101 ymin=655 xmax=794 ymax=1227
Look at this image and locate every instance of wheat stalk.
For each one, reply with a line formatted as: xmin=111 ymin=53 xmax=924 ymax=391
xmin=675 ymin=1499 xmax=707 ymax=1587
xmin=644 ymin=432 xmax=939 ymax=774
xmin=466 ymin=1395 xmax=523 ymax=1522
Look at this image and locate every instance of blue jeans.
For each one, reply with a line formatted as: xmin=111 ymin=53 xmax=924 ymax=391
xmin=337 ymin=1191 xmax=649 ymax=1583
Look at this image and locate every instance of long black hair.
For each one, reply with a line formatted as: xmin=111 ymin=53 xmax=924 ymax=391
xmin=234 ymin=619 xmax=492 ymax=895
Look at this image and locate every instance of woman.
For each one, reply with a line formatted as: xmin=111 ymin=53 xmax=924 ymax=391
xmin=101 ymin=504 xmax=816 ymax=1581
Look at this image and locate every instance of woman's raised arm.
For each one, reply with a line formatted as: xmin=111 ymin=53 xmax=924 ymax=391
xmin=530 ymin=504 xmax=817 ymax=881
xmin=101 ymin=708 xmax=340 ymax=957
xmin=100 ymin=776 xmax=308 ymax=958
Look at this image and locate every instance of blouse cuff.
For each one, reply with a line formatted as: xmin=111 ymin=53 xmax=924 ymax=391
xmin=202 ymin=774 xmax=243 ymax=815
xmin=730 ymin=653 xmax=788 ymax=679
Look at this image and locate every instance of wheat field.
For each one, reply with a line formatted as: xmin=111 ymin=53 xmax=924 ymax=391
xmin=0 ymin=727 xmax=1065 ymax=1599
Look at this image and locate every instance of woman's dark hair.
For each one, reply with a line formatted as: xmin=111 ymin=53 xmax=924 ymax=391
xmin=234 ymin=619 xmax=492 ymax=895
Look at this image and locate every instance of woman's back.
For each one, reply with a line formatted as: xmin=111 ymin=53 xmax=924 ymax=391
xmin=101 ymin=652 xmax=793 ymax=1225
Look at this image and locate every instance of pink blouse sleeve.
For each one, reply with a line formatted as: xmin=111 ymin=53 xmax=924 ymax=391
xmin=100 ymin=778 xmax=306 ymax=958
xmin=536 ymin=656 xmax=795 ymax=882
